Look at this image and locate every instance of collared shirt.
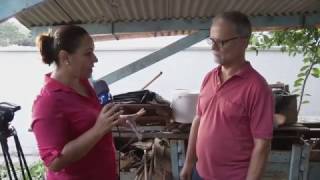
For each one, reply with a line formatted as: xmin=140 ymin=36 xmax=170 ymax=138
xmin=196 ymin=62 xmax=274 ymax=180
xmin=32 ymin=74 xmax=116 ymax=180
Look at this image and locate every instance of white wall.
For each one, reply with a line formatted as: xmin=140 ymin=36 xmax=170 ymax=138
xmin=0 ymin=37 xmax=319 ymax=155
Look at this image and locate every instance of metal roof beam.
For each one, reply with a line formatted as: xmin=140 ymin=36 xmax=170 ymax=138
xmin=30 ymin=18 xmax=210 ymax=37
xmin=251 ymin=14 xmax=320 ymax=29
xmin=0 ymin=0 xmax=43 ymax=23
xmin=114 ymin=19 xmax=211 ymax=33
xmin=30 ymin=13 xmax=320 ymax=36
xmin=31 ymin=23 xmax=113 ymax=37
xmin=99 ymin=30 xmax=209 ymax=84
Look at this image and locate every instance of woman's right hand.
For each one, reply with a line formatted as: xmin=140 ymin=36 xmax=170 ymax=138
xmin=94 ymin=103 xmax=124 ymax=135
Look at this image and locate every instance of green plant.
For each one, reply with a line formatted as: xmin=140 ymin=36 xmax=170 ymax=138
xmin=250 ymin=27 xmax=320 ymax=114
xmin=0 ymin=160 xmax=45 ymax=179
xmin=28 ymin=161 xmax=45 ymax=180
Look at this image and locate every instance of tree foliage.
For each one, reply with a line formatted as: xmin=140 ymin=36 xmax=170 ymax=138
xmin=250 ymin=27 xmax=320 ymax=114
xmin=0 ymin=21 xmax=33 ymax=46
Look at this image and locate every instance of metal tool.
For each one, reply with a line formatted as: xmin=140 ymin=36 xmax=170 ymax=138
xmin=141 ymin=71 xmax=163 ymax=90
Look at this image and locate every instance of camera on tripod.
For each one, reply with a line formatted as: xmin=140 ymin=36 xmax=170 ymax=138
xmin=0 ymin=102 xmax=32 ymax=180
xmin=0 ymin=102 xmax=21 ymax=132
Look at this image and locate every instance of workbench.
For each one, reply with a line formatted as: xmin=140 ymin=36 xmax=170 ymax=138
xmin=113 ymin=123 xmax=320 ymax=180
xmin=113 ymin=126 xmax=188 ymax=180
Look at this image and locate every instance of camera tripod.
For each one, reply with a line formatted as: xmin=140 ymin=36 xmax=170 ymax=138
xmin=0 ymin=126 xmax=32 ymax=180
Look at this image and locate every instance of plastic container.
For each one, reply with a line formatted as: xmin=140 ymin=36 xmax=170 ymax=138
xmin=171 ymin=90 xmax=199 ymax=124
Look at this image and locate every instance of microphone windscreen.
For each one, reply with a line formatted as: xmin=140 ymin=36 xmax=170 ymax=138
xmin=93 ymin=80 xmax=109 ymax=95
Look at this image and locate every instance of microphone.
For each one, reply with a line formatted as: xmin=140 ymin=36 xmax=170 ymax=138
xmin=93 ymin=80 xmax=113 ymax=105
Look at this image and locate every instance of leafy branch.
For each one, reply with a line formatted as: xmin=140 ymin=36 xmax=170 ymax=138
xmin=250 ymin=27 xmax=320 ymax=114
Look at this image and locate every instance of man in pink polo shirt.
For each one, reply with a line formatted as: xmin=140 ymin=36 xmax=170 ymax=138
xmin=180 ymin=11 xmax=274 ymax=180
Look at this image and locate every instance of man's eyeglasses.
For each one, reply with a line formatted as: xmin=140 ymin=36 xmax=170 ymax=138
xmin=207 ymin=36 xmax=249 ymax=48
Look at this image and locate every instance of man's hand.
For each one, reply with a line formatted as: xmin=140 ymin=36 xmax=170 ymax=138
xmin=180 ymin=161 xmax=193 ymax=180
xmin=180 ymin=116 xmax=201 ymax=180
xmin=246 ymin=138 xmax=271 ymax=180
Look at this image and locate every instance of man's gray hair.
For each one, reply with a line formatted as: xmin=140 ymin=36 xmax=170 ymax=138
xmin=213 ymin=11 xmax=252 ymax=38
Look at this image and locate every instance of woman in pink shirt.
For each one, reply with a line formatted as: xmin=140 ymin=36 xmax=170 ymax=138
xmin=32 ymin=25 xmax=125 ymax=180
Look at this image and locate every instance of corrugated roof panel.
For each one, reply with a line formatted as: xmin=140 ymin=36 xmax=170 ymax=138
xmin=12 ymin=0 xmax=320 ymax=28
xmin=23 ymin=10 xmax=44 ymax=25
xmin=269 ymin=0 xmax=293 ymax=16
xmin=145 ymin=0 xmax=156 ymax=20
xmin=223 ymin=0 xmax=241 ymax=12
xmin=15 ymin=12 xmax=35 ymax=27
xmin=71 ymin=0 xmax=92 ymax=22
xmin=156 ymin=0 xmax=168 ymax=19
xmin=115 ymin=0 xmax=169 ymax=22
xmin=261 ymin=0 xmax=283 ymax=16
xmin=182 ymin=0 xmax=193 ymax=18
xmin=244 ymin=0 xmax=265 ymax=15
xmin=54 ymin=0 xmax=82 ymax=22
xmin=189 ymin=0 xmax=202 ymax=18
xmin=166 ymin=0 xmax=173 ymax=18
xmin=143 ymin=0 xmax=156 ymax=20
xmin=215 ymin=0 xmax=233 ymax=15
xmin=283 ymin=1 xmax=303 ymax=15
xmin=36 ymin=3 xmax=58 ymax=23
xmin=128 ymin=0 xmax=141 ymax=20
xmin=297 ymin=0 xmax=320 ymax=14
xmin=45 ymin=0 xmax=72 ymax=23
xmin=82 ymin=0 xmax=99 ymax=21
xmin=287 ymin=0 xmax=310 ymax=15
xmin=90 ymin=0 xmax=103 ymax=15
xmin=171 ymin=0 xmax=181 ymax=18
xmin=31 ymin=8 xmax=51 ymax=25
xmin=240 ymin=0 xmax=258 ymax=14
xmin=148 ymin=0 xmax=160 ymax=20
xmin=138 ymin=0 xmax=148 ymax=20
xmin=197 ymin=0 xmax=213 ymax=18
xmin=117 ymin=0 xmax=131 ymax=21
xmin=98 ymin=0 xmax=116 ymax=22
xmin=140 ymin=0 xmax=151 ymax=20
xmin=89 ymin=0 xmax=105 ymax=23
xmin=203 ymin=0 xmax=220 ymax=17
xmin=117 ymin=0 xmax=130 ymax=21
xmin=274 ymin=0 xmax=309 ymax=16
xmin=231 ymin=0 xmax=252 ymax=13
xmin=156 ymin=0 xmax=164 ymax=20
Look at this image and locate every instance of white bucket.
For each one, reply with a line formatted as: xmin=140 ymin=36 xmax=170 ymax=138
xmin=171 ymin=90 xmax=199 ymax=124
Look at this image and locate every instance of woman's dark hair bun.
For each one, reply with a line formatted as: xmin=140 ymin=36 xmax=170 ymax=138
xmin=36 ymin=34 xmax=55 ymax=65
xmin=36 ymin=26 xmax=89 ymax=66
